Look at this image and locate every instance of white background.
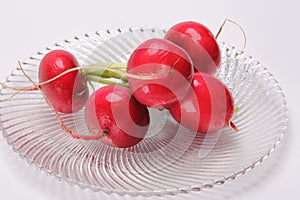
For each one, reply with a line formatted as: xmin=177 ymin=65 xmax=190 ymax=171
xmin=0 ymin=0 xmax=299 ymax=199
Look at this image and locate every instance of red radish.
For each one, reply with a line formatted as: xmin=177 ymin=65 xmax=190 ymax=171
xmin=127 ymin=38 xmax=194 ymax=109
xmin=164 ymin=21 xmax=221 ymax=75
xmin=84 ymin=85 xmax=150 ymax=148
xmin=38 ymin=50 xmax=89 ymax=113
xmin=169 ymin=72 xmax=234 ymax=133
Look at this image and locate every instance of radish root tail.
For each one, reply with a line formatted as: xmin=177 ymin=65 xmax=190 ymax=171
xmin=215 ymin=18 xmax=247 ymax=52
xmin=229 ymin=121 xmax=238 ymax=133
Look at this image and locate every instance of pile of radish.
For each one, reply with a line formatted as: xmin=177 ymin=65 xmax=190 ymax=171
xmin=1 ymin=21 xmax=237 ymax=148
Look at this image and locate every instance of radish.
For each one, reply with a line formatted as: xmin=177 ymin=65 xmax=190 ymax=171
xmin=165 ymin=21 xmax=221 ymax=75
xmin=126 ymin=38 xmax=194 ymax=109
xmin=84 ymin=85 xmax=150 ymax=148
xmin=169 ymin=72 xmax=236 ymax=133
xmin=38 ymin=50 xmax=89 ymax=113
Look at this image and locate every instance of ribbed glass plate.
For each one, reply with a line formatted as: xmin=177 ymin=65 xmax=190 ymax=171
xmin=0 ymin=27 xmax=288 ymax=197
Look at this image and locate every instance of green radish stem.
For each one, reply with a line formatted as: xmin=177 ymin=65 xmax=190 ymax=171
xmin=0 ymin=62 xmax=165 ymax=92
xmin=88 ymin=80 xmax=96 ymax=92
xmin=82 ymin=62 xmax=128 ymax=81
xmin=86 ymin=74 xmax=129 ymax=87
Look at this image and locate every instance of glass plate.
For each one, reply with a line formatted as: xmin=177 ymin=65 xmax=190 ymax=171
xmin=0 ymin=27 xmax=288 ymax=197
